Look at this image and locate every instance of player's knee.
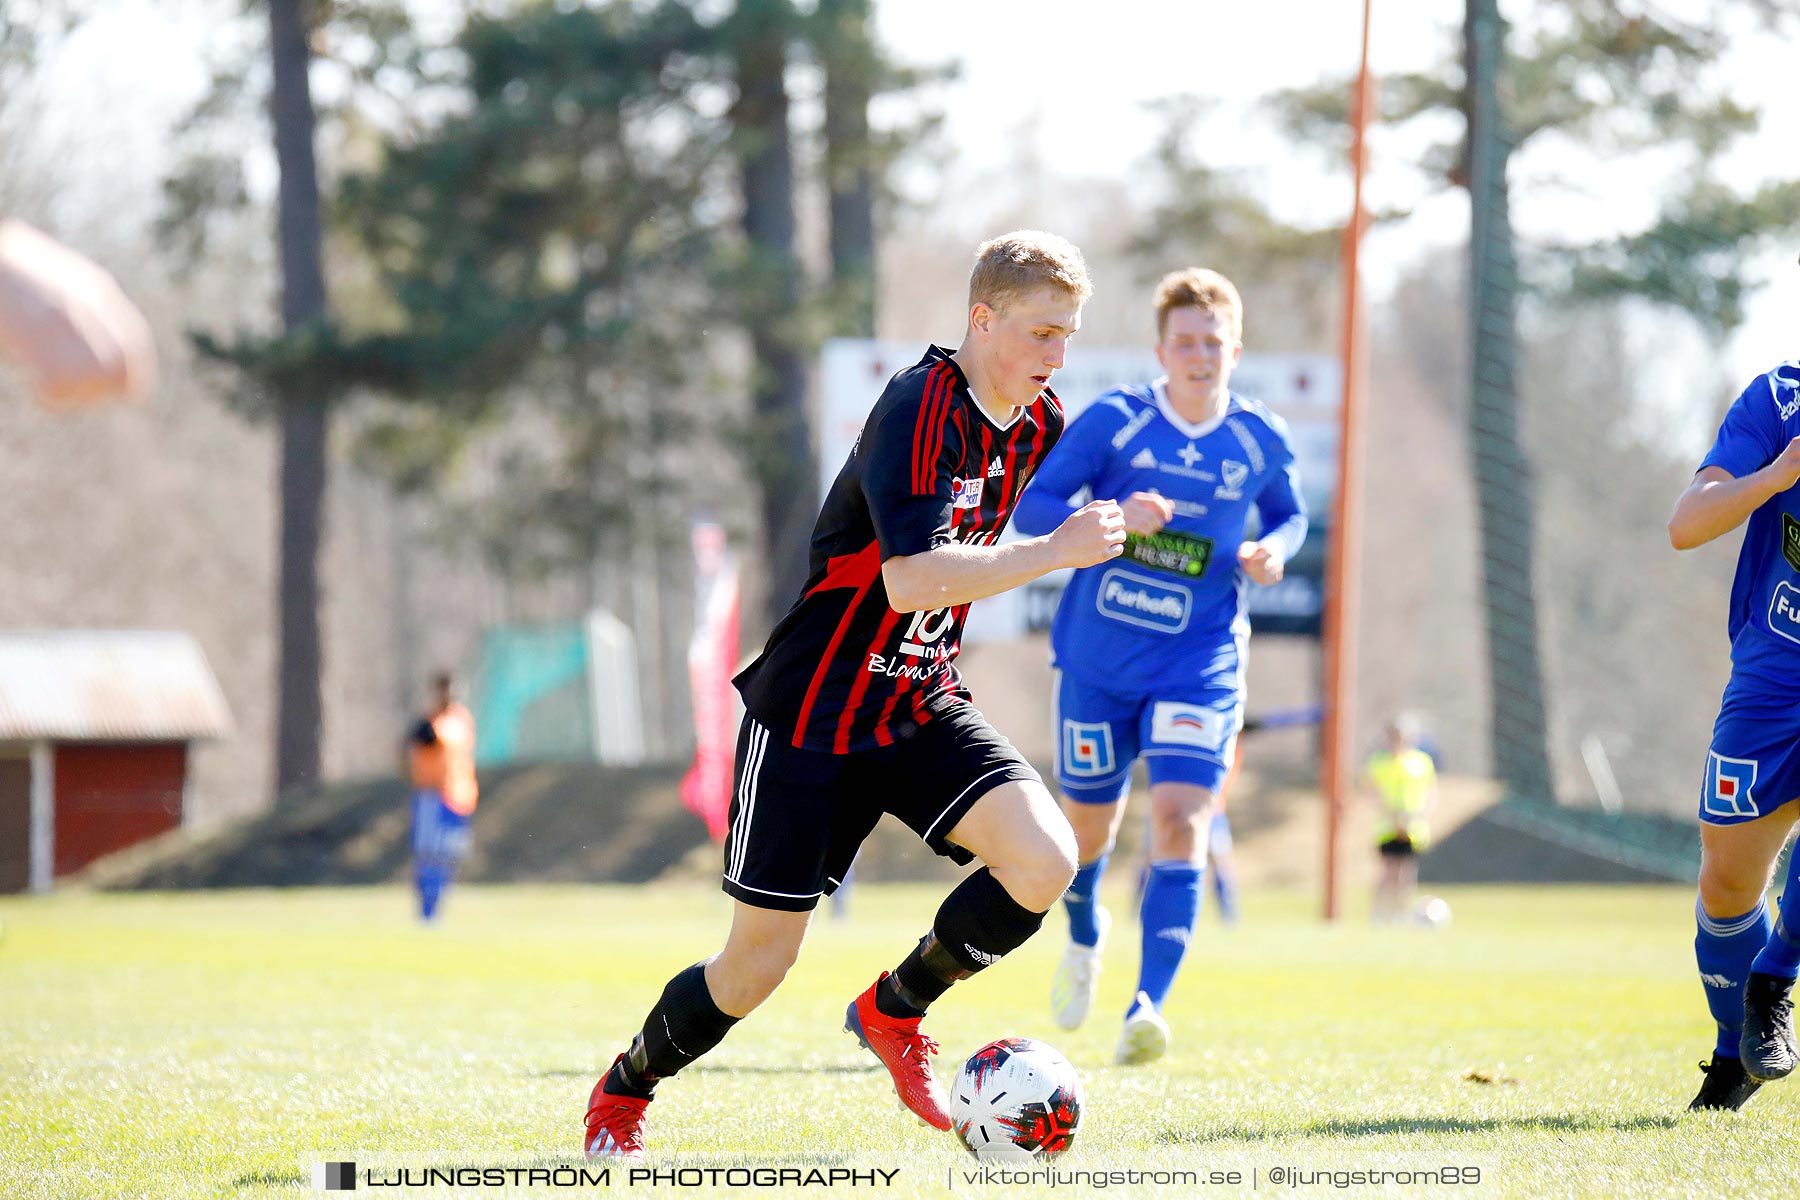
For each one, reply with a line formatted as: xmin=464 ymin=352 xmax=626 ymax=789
xmin=709 ymin=942 xmax=800 ymax=1011
xmin=737 ymin=960 xmax=792 ymax=1009
xmin=1065 ymin=807 xmax=1116 ymax=863
xmin=1072 ymin=826 xmax=1112 ymax=864
xmin=1148 ymin=803 xmax=1208 ymax=862
xmin=1029 ymin=836 xmax=1080 ymax=909
xmin=1697 ymin=860 xmax=1768 ymax=916
xmin=994 ymin=837 xmax=1077 ymax=911
xmin=1150 ymin=784 xmax=1214 ymax=821
xmin=1150 ymin=820 xmax=1202 ymax=863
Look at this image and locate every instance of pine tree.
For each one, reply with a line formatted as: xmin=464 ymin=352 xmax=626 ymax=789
xmin=1270 ymin=0 xmax=1800 ymax=799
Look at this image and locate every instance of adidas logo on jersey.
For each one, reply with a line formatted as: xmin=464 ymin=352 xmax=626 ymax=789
xmin=1131 ymin=448 xmax=1157 ymax=469
xmin=987 ymin=456 xmax=1004 ymax=478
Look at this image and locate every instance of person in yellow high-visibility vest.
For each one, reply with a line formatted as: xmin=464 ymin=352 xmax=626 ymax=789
xmin=1364 ymin=714 xmax=1436 ymax=923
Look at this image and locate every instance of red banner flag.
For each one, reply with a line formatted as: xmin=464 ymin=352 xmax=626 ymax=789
xmin=681 ymin=523 xmax=740 ymax=842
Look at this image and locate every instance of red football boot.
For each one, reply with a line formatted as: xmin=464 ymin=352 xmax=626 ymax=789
xmin=844 ymin=973 xmax=953 ymax=1130
xmin=583 ymin=1056 xmax=649 ymax=1160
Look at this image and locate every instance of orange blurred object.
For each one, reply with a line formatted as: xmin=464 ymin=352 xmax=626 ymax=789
xmin=0 ymin=218 xmax=157 ymax=406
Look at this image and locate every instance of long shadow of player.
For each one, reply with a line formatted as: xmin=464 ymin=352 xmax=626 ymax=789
xmin=531 ymin=1062 xmax=878 ymax=1079
xmin=1158 ymin=1112 xmax=1679 ymax=1143
xmin=688 ymin=1062 xmax=881 ymax=1076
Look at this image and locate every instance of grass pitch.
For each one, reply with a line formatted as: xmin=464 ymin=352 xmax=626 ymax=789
xmin=2 ymin=882 xmax=1796 ymax=1198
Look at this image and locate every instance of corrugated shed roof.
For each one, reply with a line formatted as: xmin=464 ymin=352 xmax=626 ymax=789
xmin=0 ymin=631 xmax=233 ymax=742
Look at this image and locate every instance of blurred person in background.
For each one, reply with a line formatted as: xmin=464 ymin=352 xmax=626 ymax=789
xmin=1669 ymin=355 xmax=1800 ymax=1111
xmin=1364 ymin=713 xmax=1436 ymax=924
xmin=0 ymin=218 xmax=155 ymax=405
xmin=1015 ymin=267 xmax=1305 ymax=1066
xmin=407 ymin=671 xmax=478 ymax=922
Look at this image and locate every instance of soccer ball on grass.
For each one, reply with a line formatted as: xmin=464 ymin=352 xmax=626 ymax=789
xmin=950 ymin=1037 xmax=1082 ymax=1161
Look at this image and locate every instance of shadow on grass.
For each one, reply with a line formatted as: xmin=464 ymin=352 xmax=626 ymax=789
xmin=1159 ymin=1113 xmax=1680 ymax=1144
xmin=528 ymin=1063 xmax=878 ymax=1080
xmin=232 ymin=1170 xmax=305 ymax=1188
xmin=693 ymin=1063 xmax=879 ymax=1077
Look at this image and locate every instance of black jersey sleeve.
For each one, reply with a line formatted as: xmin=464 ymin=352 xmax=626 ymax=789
xmin=861 ymin=375 xmax=968 ymax=561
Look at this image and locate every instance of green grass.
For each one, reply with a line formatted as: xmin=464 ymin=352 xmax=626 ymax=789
xmin=2 ymin=883 xmax=1796 ymax=1198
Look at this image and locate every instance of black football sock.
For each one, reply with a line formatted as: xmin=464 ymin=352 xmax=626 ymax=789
xmin=878 ymin=939 xmax=937 ymax=1018
xmin=879 ymin=868 xmax=1048 ymax=1018
xmin=603 ymin=1047 xmax=656 ymax=1101
xmin=603 ymin=963 xmax=739 ymax=1098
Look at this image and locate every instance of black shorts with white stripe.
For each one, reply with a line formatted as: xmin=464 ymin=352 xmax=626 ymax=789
xmin=721 ymin=705 xmax=1040 ymax=912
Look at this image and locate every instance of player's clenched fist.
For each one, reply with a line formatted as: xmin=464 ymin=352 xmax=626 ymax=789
xmin=1120 ymin=490 xmax=1174 ymax=536
xmin=1053 ymin=499 xmax=1127 ymax=567
xmin=1766 ymin=436 xmax=1800 ymax=493
xmin=1237 ymin=541 xmax=1284 ymax=585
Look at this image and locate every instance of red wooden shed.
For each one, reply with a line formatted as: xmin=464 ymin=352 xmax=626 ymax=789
xmin=0 ymin=631 xmax=232 ymax=893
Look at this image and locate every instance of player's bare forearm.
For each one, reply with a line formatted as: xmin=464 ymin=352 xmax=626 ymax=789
xmin=882 ymin=537 xmax=1071 ymax=612
xmin=883 ymin=499 xmax=1126 ymax=612
xmin=1669 ymin=451 xmax=1800 ymax=549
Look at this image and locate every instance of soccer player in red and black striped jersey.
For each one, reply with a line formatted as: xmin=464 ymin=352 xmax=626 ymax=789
xmin=585 ymin=231 xmax=1127 ymax=1158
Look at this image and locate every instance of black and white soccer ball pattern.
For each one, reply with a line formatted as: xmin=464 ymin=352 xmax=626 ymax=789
xmin=950 ymin=1037 xmax=1082 ymax=1161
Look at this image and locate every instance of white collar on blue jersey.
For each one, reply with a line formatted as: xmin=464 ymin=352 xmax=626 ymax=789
xmin=1152 ymin=377 xmax=1231 ymax=439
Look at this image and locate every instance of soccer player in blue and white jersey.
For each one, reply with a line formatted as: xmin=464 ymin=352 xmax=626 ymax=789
xmin=1013 ymin=268 xmax=1306 ymax=1064
xmin=1670 ymin=358 xmax=1800 ymax=1111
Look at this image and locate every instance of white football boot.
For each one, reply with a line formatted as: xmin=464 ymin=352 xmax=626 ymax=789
xmin=1049 ymin=905 xmax=1111 ymax=1030
xmin=1114 ymin=990 xmax=1171 ymax=1066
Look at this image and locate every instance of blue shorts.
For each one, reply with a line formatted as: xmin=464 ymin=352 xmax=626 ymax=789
xmin=1700 ymin=677 xmax=1800 ymax=825
xmin=412 ymin=789 xmax=473 ymax=861
xmin=1052 ymin=670 xmax=1242 ymax=802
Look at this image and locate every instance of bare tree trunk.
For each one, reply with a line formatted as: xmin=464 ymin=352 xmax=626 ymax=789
xmin=1465 ymin=0 xmax=1554 ymax=801
xmin=733 ymin=0 xmax=815 ymax=619
xmin=268 ymin=0 xmax=328 ymax=797
xmin=819 ymin=0 xmax=876 ymax=337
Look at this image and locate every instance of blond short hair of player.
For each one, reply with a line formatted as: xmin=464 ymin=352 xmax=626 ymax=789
xmin=968 ymin=230 xmax=1093 ymax=316
xmin=1154 ymin=267 xmax=1243 ymax=342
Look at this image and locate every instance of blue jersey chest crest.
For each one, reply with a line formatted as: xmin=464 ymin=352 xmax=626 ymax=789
xmin=1107 ymin=419 xmax=1264 ymax=527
